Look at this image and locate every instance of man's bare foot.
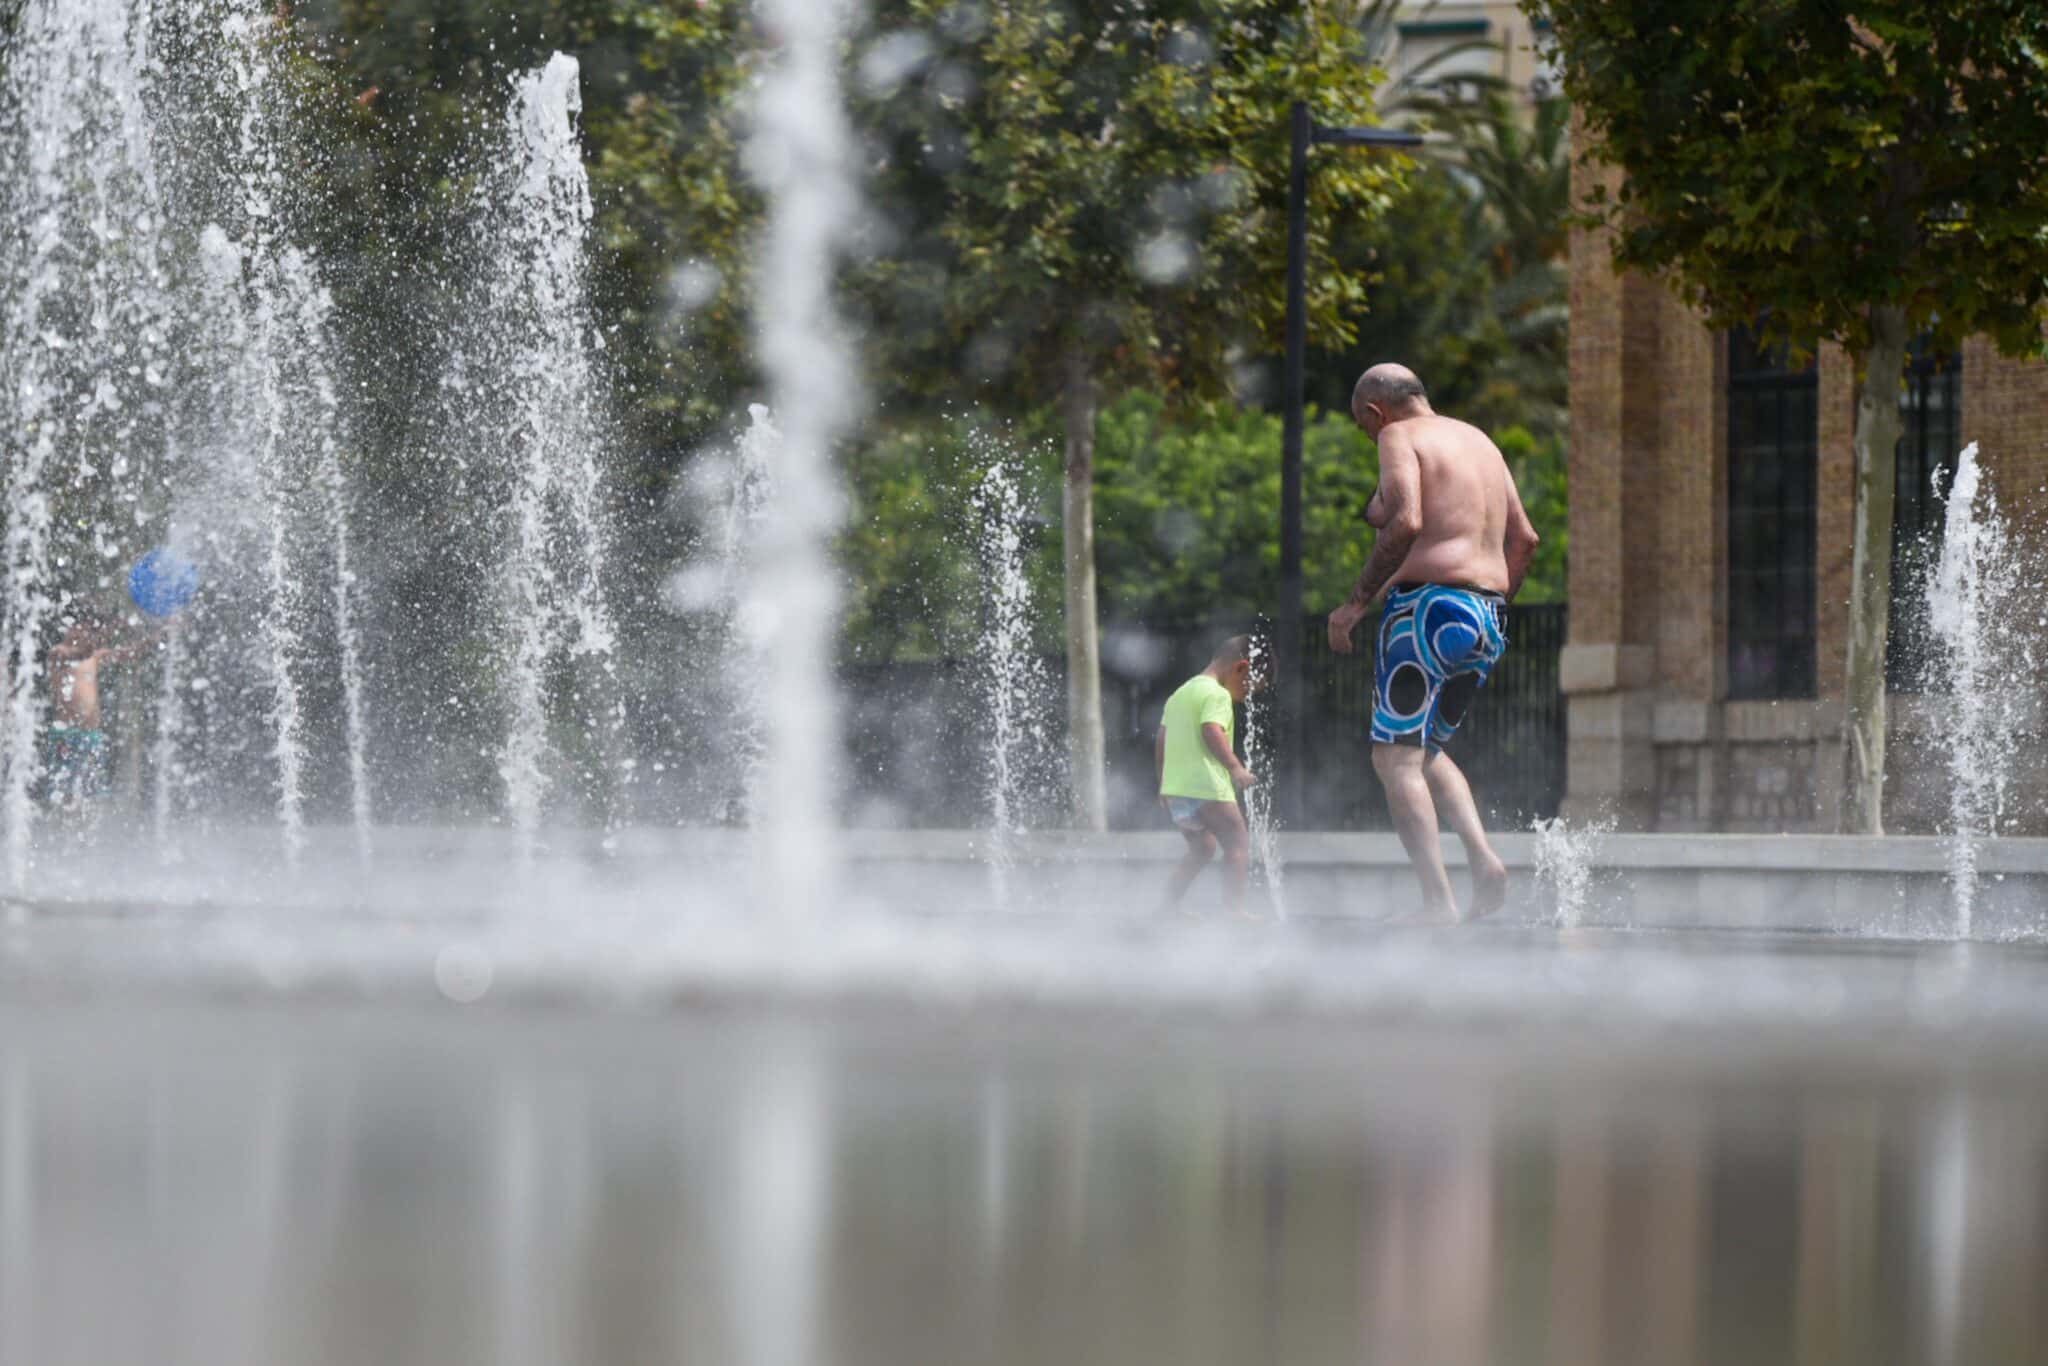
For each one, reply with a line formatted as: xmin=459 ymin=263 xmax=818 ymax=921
xmin=1468 ymin=857 xmax=1509 ymax=920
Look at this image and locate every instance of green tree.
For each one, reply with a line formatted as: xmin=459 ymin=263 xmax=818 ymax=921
xmin=1092 ymin=393 xmax=1379 ymax=626
xmin=303 ymin=0 xmax=758 ymax=460
xmin=832 ymin=396 xmax=1568 ymax=666
xmin=837 ymin=415 xmax=1061 ymax=664
xmin=1533 ymin=1 xmax=2048 ymax=832
xmin=854 ymin=1 xmax=1402 ymax=829
xmin=1092 ymin=395 xmax=1566 ymax=619
xmin=1331 ymin=92 xmax=1570 ymax=445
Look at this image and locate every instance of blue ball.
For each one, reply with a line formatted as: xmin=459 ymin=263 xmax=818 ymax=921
xmin=128 ymin=547 xmax=200 ymax=619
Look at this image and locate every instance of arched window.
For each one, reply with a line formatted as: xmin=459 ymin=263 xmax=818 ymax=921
xmin=1887 ymin=338 xmax=1962 ymax=691
xmin=1727 ymin=326 xmax=1819 ymax=699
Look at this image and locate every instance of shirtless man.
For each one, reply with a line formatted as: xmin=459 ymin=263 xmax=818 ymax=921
xmin=1327 ymin=364 xmax=1541 ymax=922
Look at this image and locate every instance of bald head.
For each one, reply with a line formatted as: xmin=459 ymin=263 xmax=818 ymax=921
xmin=1351 ymin=363 xmax=1430 ymax=426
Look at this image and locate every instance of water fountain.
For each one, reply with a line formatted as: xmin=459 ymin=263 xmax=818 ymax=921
xmin=1532 ymin=813 xmax=1609 ymax=929
xmin=5 ymin=10 xmax=2048 ymax=1361
xmin=458 ymin=52 xmax=623 ymax=858
xmin=1926 ymin=443 xmax=2044 ymax=935
xmin=970 ymin=450 xmax=1053 ymax=904
xmin=0 ymin=0 xmax=376 ymax=876
xmin=1240 ymin=635 xmax=1286 ymax=917
xmin=672 ymin=403 xmax=780 ymax=826
xmin=741 ymin=0 xmax=865 ymax=915
xmin=0 ymin=0 xmax=173 ymax=886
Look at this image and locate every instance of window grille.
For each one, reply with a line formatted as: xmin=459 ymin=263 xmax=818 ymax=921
xmin=1887 ymin=338 xmax=1961 ymax=691
xmin=1727 ymin=326 xmax=1819 ymax=700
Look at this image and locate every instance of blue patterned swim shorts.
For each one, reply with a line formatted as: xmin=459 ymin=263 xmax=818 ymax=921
xmin=1370 ymin=583 xmax=1508 ymax=750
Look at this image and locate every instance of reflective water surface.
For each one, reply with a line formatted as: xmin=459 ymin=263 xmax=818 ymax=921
xmin=3 ymin=928 xmax=2048 ymax=1366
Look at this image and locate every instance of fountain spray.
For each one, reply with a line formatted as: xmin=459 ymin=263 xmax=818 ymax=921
xmin=1927 ymin=443 xmax=2042 ymax=936
xmin=1241 ymin=636 xmax=1287 ymax=916
xmin=473 ymin=54 xmax=622 ymax=859
xmin=971 ymin=450 xmax=1053 ymax=905
xmin=744 ymin=0 xmax=865 ymax=915
xmin=0 ymin=0 xmax=172 ymax=888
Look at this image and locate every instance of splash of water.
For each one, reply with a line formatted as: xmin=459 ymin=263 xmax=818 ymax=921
xmin=679 ymin=404 xmax=780 ymax=826
xmin=1532 ymin=814 xmax=1610 ymax=929
xmin=1241 ymin=637 xmax=1286 ymax=917
xmin=970 ymin=451 xmax=1053 ymax=904
xmin=744 ymin=0 xmax=865 ymax=914
xmin=290 ymin=274 xmax=375 ymax=862
xmin=0 ymin=0 xmax=172 ymax=887
xmin=151 ymin=622 xmax=188 ymax=852
xmin=225 ymin=10 xmax=310 ymax=861
xmin=1926 ymin=443 xmax=2041 ymax=936
xmin=179 ymin=11 xmax=377 ymax=864
xmin=469 ymin=54 xmax=621 ymax=858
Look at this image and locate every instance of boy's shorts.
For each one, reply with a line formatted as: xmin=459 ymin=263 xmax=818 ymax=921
xmin=1370 ymin=583 xmax=1508 ymax=751
xmin=1164 ymin=797 xmax=1209 ymax=833
xmin=42 ymin=725 xmax=112 ymax=806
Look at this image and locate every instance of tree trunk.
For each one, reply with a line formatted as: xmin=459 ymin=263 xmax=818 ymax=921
xmin=1840 ymin=304 xmax=1909 ymax=834
xmin=1061 ymin=347 xmax=1107 ymax=832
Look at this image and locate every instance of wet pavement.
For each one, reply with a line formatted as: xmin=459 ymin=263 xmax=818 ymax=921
xmin=2 ymin=917 xmax=2047 ymax=1365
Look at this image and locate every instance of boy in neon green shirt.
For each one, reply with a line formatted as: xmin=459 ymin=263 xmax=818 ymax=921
xmin=1155 ymin=635 xmax=1259 ymax=913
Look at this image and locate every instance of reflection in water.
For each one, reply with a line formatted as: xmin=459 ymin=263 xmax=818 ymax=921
xmin=2 ymin=1056 xmax=30 ymax=1366
xmin=1925 ymin=1091 xmax=1970 ymax=1366
xmin=723 ymin=1038 xmax=831 ymax=1366
xmin=1 ymin=1000 xmax=2046 ymax=1366
xmin=1365 ymin=1105 xmax=1495 ymax=1364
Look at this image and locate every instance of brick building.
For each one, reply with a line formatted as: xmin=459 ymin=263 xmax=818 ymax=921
xmin=1561 ymin=159 xmax=2048 ymax=834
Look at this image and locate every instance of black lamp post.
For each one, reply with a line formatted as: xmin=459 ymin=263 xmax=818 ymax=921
xmin=1276 ymin=101 xmax=1423 ymax=828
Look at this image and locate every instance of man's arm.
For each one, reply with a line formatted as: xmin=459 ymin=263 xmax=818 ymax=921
xmin=1501 ymin=463 xmax=1540 ymax=601
xmin=1154 ymin=725 xmax=1167 ymax=798
xmin=1328 ymin=430 xmax=1422 ymax=654
xmin=97 ymin=629 xmax=165 ymax=667
xmin=1346 ymin=427 xmax=1422 ymax=609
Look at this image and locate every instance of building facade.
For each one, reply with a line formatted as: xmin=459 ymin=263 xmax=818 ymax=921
xmin=1561 ymin=158 xmax=2048 ymax=834
xmin=1382 ymin=2 xmax=1556 ymax=105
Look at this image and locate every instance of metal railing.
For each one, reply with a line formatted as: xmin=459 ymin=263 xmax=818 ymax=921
xmin=842 ymin=604 xmax=1568 ymax=832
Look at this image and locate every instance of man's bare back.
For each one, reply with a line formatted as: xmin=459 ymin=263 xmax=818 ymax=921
xmin=1364 ymin=414 xmax=1518 ymax=596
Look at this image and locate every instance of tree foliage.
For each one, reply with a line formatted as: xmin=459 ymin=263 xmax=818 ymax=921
xmin=1092 ymin=395 xmax=1565 ymax=621
xmin=1531 ymin=0 xmax=2048 ymax=359
xmin=303 ymin=0 xmax=758 ymax=459
xmin=834 ymin=394 xmax=1569 ymax=662
xmin=1335 ymin=92 xmax=1570 ymax=444
xmin=853 ymin=0 xmax=1404 ymax=410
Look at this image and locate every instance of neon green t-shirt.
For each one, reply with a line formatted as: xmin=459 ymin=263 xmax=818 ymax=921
xmin=1159 ymin=674 xmax=1237 ymax=803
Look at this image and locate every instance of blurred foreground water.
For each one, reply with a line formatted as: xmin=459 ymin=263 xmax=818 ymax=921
xmin=2 ymin=915 xmax=2046 ymax=1366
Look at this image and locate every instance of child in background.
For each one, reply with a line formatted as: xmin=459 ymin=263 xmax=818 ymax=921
xmin=1155 ymin=634 xmax=1259 ymax=914
xmin=42 ymin=602 xmax=161 ymax=812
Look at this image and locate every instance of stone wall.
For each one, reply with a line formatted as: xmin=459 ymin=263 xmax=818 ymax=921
xmin=1563 ymin=152 xmax=2048 ymax=835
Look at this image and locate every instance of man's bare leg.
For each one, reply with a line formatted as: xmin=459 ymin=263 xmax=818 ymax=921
xmin=1163 ymin=828 xmax=1216 ymax=911
xmin=1198 ymin=801 xmax=1252 ymax=915
xmin=1423 ymin=750 xmax=1508 ymax=918
xmin=1372 ymin=743 xmax=1457 ymax=920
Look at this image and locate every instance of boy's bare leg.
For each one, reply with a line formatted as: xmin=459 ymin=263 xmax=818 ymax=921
xmin=1163 ymin=828 xmax=1216 ymax=911
xmin=1197 ymin=801 xmax=1252 ymax=915
xmin=1423 ymin=750 xmax=1508 ymax=918
xmin=1372 ymin=743 xmax=1457 ymax=921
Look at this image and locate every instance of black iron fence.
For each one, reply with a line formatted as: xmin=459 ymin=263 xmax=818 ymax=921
xmin=841 ymin=604 xmax=1568 ymax=831
xmin=1292 ymin=603 xmax=1567 ymax=829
